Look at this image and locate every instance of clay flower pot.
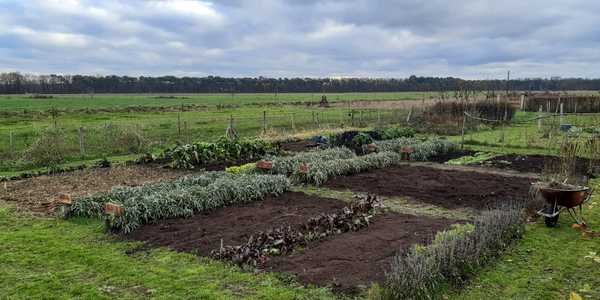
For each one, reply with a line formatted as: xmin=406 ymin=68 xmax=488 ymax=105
xmin=256 ymin=161 xmax=273 ymax=170
xmin=104 ymin=202 xmax=124 ymax=216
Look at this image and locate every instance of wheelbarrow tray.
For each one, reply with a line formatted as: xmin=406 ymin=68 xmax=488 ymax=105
xmin=538 ymin=185 xmax=590 ymax=208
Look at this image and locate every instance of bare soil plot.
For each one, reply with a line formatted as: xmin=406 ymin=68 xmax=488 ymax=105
xmin=264 ymin=212 xmax=455 ymax=293
xmin=127 ymin=191 xmax=347 ymax=255
xmin=324 ymin=165 xmax=533 ymax=210
xmin=279 ymin=140 xmax=319 ymax=152
xmin=482 ymin=154 xmax=593 ymax=176
xmin=0 ymin=165 xmax=193 ymax=214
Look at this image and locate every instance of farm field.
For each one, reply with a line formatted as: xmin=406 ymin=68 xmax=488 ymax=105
xmin=1 ymin=96 xmax=599 ymax=299
xmin=0 ymin=92 xmax=436 ymax=111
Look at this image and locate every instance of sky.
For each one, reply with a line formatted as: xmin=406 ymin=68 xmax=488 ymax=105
xmin=0 ymin=0 xmax=599 ymax=79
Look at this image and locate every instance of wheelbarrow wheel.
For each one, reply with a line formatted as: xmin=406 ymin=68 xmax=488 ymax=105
xmin=542 ymin=204 xmax=559 ymax=227
xmin=544 ymin=215 xmax=559 ymax=227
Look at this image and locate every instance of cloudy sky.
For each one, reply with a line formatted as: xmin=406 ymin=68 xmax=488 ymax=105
xmin=0 ymin=0 xmax=599 ymax=79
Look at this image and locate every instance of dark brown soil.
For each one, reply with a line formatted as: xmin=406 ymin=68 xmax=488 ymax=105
xmin=0 ymin=165 xmax=194 ymax=214
xmin=126 ymin=191 xmax=347 ymax=255
xmin=483 ymin=154 xmax=593 ymax=176
xmin=324 ymin=165 xmax=533 ymax=210
xmin=280 ymin=140 xmax=319 ymax=152
xmin=265 ymin=213 xmax=456 ymax=293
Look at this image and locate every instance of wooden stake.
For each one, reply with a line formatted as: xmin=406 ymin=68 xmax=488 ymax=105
xmin=78 ymin=127 xmax=85 ymax=156
xmin=262 ymin=111 xmax=267 ymax=134
xmin=460 ymin=114 xmax=466 ymax=149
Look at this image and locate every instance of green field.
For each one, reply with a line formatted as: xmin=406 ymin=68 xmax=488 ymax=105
xmin=0 ymin=92 xmax=435 ymax=112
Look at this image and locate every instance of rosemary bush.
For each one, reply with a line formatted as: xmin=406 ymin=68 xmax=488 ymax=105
xmin=268 ymin=147 xmax=355 ymax=175
xmin=384 ymin=203 xmax=525 ymax=299
xmin=292 ymin=151 xmax=403 ymax=185
xmin=70 ymin=172 xmax=290 ymax=234
xmin=375 ymin=137 xmax=456 ymax=161
xmin=70 ymin=172 xmax=228 ymax=218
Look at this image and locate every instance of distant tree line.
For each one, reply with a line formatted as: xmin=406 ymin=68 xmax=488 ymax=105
xmin=1 ymin=72 xmax=599 ymax=94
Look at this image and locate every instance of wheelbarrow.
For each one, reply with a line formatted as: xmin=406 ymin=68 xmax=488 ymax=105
xmin=532 ymin=182 xmax=593 ymax=227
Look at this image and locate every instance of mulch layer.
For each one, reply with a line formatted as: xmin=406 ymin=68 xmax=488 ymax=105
xmin=126 ymin=191 xmax=347 ymax=256
xmin=0 ymin=165 xmax=194 ymax=214
xmin=264 ymin=212 xmax=455 ymax=293
xmin=482 ymin=154 xmax=593 ymax=176
xmin=324 ymin=165 xmax=533 ymax=210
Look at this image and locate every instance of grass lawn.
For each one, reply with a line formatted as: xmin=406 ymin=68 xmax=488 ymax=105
xmin=0 ymin=205 xmax=336 ymax=300
xmin=452 ymin=178 xmax=600 ymax=300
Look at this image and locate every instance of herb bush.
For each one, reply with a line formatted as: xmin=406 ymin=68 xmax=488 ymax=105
xmin=375 ymin=137 xmax=456 ymax=161
xmin=384 ymin=203 xmax=525 ymax=299
xmin=267 ymin=147 xmax=355 ymax=175
xmin=23 ymin=128 xmax=68 ymax=167
xmin=291 ymin=151 xmax=403 ymax=185
xmin=164 ymin=137 xmax=278 ymax=169
xmin=380 ymin=126 xmax=416 ymax=140
xmin=70 ymin=172 xmax=290 ymax=234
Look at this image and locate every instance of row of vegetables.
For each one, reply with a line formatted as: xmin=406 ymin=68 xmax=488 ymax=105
xmin=161 ymin=126 xmax=417 ymax=169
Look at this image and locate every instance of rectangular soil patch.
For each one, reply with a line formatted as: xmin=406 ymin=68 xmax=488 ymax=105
xmin=264 ymin=212 xmax=456 ymax=293
xmin=324 ymin=165 xmax=533 ymax=210
xmin=126 ymin=191 xmax=347 ymax=255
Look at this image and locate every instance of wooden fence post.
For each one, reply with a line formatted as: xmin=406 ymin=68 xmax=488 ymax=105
xmin=78 ymin=127 xmax=85 ymax=156
xmin=316 ymin=112 xmax=320 ymax=128
xmin=262 ymin=111 xmax=267 ymax=134
xmin=538 ymin=105 xmax=543 ymax=130
xmin=460 ymin=114 xmax=466 ymax=149
xmin=177 ymin=113 xmax=181 ymax=137
xmin=359 ymin=110 xmax=363 ymax=126
xmin=184 ymin=121 xmax=189 ymax=144
xmin=9 ymin=131 xmax=14 ymax=155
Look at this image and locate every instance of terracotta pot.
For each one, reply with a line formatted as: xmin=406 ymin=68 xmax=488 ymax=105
xmin=104 ymin=202 xmax=124 ymax=216
xmin=256 ymin=161 xmax=273 ymax=170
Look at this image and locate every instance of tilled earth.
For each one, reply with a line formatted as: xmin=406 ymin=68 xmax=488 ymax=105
xmin=324 ymin=165 xmax=534 ymax=210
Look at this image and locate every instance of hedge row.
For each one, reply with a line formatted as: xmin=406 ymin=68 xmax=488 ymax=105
xmin=384 ymin=202 xmax=525 ymax=299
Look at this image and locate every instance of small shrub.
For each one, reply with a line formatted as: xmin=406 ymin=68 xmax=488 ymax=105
xmin=102 ymin=125 xmax=148 ymax=154
xmin=380 ymin=126 xmax=416 ymax=139
xmin=384 ymin=203 xmax=525 ymax=299
xmin=23 ymin=128 xmax=68 ymax=167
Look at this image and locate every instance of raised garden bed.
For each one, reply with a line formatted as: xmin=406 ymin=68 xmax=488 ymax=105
xmin=324 ymin=165 xmax=533 ymax=210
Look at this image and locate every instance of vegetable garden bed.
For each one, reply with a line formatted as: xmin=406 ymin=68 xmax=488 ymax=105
xmin=324 ymin=165 xmax=534 ymax=210
xmin=126 ymin=191 xmax=347 ymax=255
xmin=264 ymin=212 xmax=456 ymax=293
xmin=126 ymin=190 xmax=457 ymax=294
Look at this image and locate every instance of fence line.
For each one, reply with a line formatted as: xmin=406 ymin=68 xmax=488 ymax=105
xmin=0 ymin=108 xmax=411 ymax=160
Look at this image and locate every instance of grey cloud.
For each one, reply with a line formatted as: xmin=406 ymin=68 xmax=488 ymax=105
xmin=0 ymin=0 xmax=599 ymax=78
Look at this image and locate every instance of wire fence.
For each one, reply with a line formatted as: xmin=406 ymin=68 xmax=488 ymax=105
xmin=0 ymin=108 xmax=412 ymax=161
xmin=462 ymin=110 xmax=600 ymax=154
